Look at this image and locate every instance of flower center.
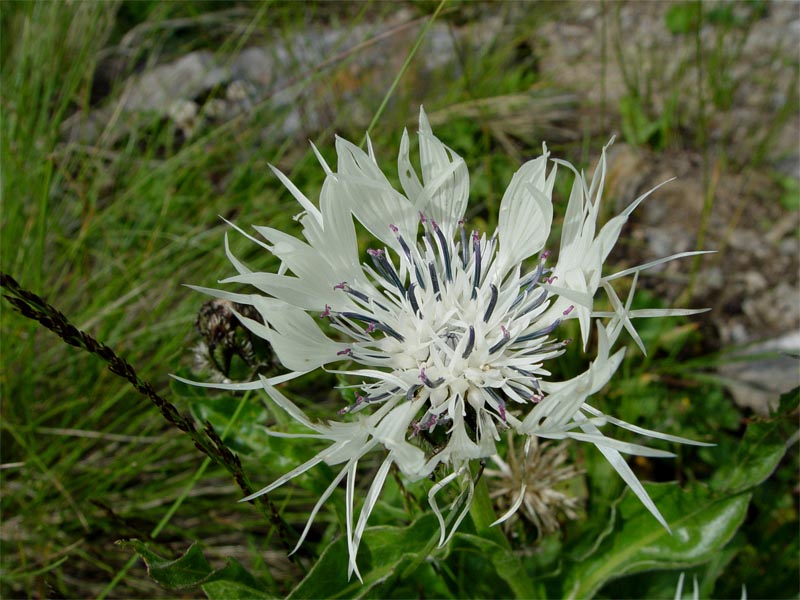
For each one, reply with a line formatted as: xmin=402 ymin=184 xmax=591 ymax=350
xmin=325 ymin=214 xmax=570 ymax=441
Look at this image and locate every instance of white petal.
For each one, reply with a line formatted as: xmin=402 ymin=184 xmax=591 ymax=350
xmin=575 ymin=412 xmax=670 ymax=531
xmin=240 ymin=452 xmax=327 ymax=502
xmin=490 ymin=482 xmax=527 ymax=527
xmin=351 ymin=456 xmax=393 ymax=572
xmin=416 ymin=107 xmax=469 ymax=232
xmin=336 ymin=135 xmax=418 ymax=249
xmin=605 ymin=250 xmax=716 ymax=281
xmin=224 ymin=232 xmax=251 ymax=275
xmin=248 ymin=299 xmax=347 ymax=371
xmin=345 ymin=460 xmax=362 ymax=582
xmin=290 ymin=465 xmax=349 ymax=554
xmin=497 ymin=153 xmax=554 ymax=272
xmin=269 ymin=164 xmax=322 ymax=226
xmin=398 ymin=127 xmax=423 ymax=203
xmin=582 ymin=404 xmax=715 ymax=446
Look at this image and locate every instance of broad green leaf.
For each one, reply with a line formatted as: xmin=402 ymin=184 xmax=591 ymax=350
xmin=121 ymin=540 xmax=212 ymax=589
xmin=561 ymin=483 xmax=749 ymax=599
xmin=120 ymin=540 xmax=271 ymax=598
xmin=201 ymin=557 xmax=272 ymax=600
xmin=711 ymin=387 xmax=798 ymax=495
xmin=288 ymin=514 xmax=440 ymax=599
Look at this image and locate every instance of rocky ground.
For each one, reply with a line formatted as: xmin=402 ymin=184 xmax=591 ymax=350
xmin=65 ymin=1 xmax=799 ymax=412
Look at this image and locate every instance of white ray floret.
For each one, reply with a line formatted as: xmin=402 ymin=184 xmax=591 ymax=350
xmin=180 ymin=107 xmax=709 ymax=579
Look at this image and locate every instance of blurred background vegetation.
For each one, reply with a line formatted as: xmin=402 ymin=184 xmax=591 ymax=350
xmin=1 ymin=1 xmax=797 ymax=598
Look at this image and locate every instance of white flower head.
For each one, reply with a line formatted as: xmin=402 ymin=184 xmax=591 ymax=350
xmin=180 ymin=107 xmax=712 ymax=580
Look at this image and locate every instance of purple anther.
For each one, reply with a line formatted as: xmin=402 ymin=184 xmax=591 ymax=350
xmin=563 ymin=305 xmax=574 ymax=316
xmin=431 ymin=219 xmax=440 ymax=231
xmin=337 ymin=348 xmax=353 ymax=356
xmin=389 ymin=224 xmax=399 ymax=233
xmin=339 ymin=406 xmax=350 ymax=415
xmin=334 ymin=282 xmax=347 ymax=290
xmin=354 ymin=394 xmax=366 ymax=406
xmin=319 ymin=304 xmax=332 ymax=318
xmin=423 ymin=413 xmax=438 ymax=431
xmin=499 ymin=404 xmax=507 ymax=423
xmin=419 ymin=368 xmax=444 ymax=388
xmin=365 ymin=323 xmax=376 ymax=333
xmin=471 ymin=230 xmax=480 ymax=243
xmin=541 ymin=250 xmax=551 ymax=260
xmin=367 ymin=248 xmax=384 ymax=258
xmin=546 ymin=275 xmax=558 ymax=284
xmin=458 ymin=218 xmax=465 ymax=225
xmin=418 ymin=212 xmax=427 ymax=224
xmin=501 ymin=325 xmax=510 ymax=339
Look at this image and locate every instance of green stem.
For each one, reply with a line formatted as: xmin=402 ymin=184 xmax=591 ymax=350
xmin=361 ymin=0 xmax=448 ymax=146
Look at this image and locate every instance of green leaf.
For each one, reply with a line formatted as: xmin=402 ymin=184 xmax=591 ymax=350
xmin=201 ymin=558 xmax=272 ymax=600
xmin=711 ymin=387 xmax=798 ymax=495
xmin=561 ymin=483 xmax=750 ymax=599
xmin=121 ymin=540 xmax=212 ymax=589
xmin=120 ymin=540 xmax=271 ymax=598
xmin=288 ymin=514 xmax=440 ymax=599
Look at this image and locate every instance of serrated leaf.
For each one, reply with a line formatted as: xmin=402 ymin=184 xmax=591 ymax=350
xmin=120 ymin=540 xmax=271 ymax=598
xmin=121 ymin=540 xmax=213 ymax=589
xmin=288 ymin=514 xmax=439 ymax=599
xmin=561 ymin=483 xmax=750 ymax=599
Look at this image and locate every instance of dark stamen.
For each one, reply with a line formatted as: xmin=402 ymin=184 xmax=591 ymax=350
xmin=407 ymin=282 xmax=421 ymax=316
xmin=339 ymin=311 xmax=405 ymax=342
xmin=518 ymin=288 xmax=549 ymax=314
xmin=368 ymin=248 xmax=406 ymax=296
xmin=520 ymin=339 xmax=570 ymax=356
xmin=391 ymin=224 xmax=415 ymax=265
xmin=419 ymin=367 xmax=445 ymax=388
xmin=431 ymin=220 xmax=453 ymax=282
xmin=406 ymin=384 xmax=422 ymax=401
xmin=459 ymin=220 xmax=468 ymax=267
xmin=472 ymin=230 xmax=482 ymax=299
xmin=483 ymin=284 xmax=499 ymax=323
xmin=515 ymin=318 xmax=561 ymax=343
xmin=428 ymin=262 xmax=440 ymax=300
xmin=461 ymin=326 xmax=475 ymax=359
xmin=488 ymin=325 xmax=511 ymax=354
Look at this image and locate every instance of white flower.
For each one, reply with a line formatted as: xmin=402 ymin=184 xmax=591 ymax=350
xmin=178 ymin=107 xmax=712 ymax=580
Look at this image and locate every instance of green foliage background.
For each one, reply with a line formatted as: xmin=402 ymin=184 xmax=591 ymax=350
xmin=1 ymin=1 xmax=797 ymax=598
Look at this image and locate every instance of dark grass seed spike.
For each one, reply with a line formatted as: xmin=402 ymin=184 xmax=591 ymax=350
xmin=0 ymin=272 xmax=294 ymax=554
